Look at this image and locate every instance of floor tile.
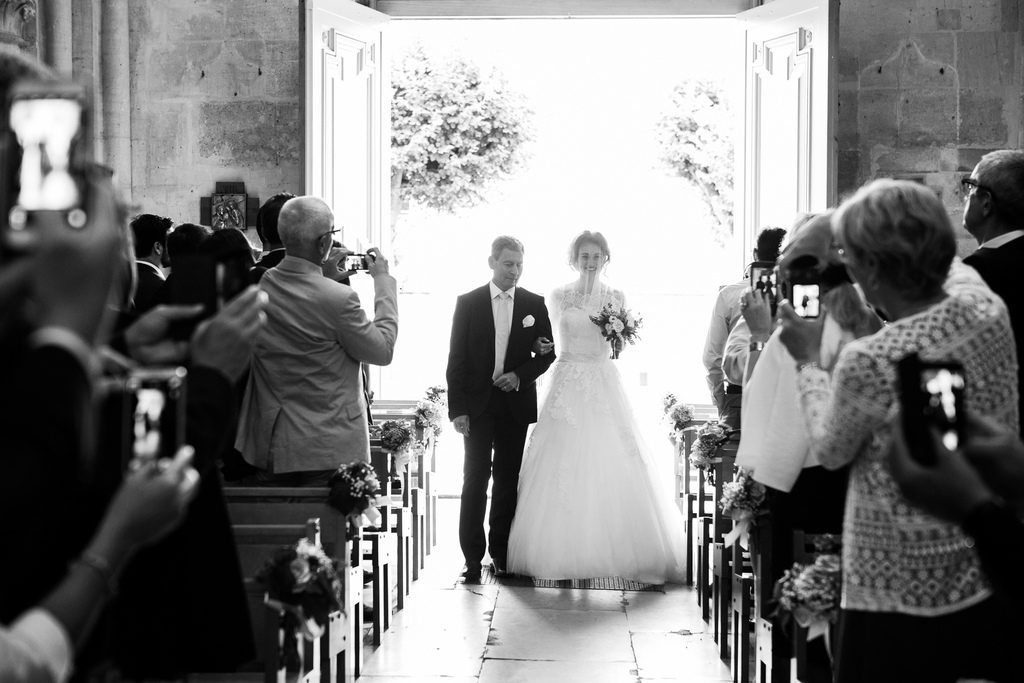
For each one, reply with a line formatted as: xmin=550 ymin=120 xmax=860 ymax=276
xmin=631 ymin=632 xmax=731 ymax=680
xmin=480 ymin=659 xmax=639 ymax=683
xmin=487 ymin=607 xmax=634 ymax=662
xmin=496 ymin=586 xmax=627 ymax=612
xmin=624 ymin=590 xmax=710 ymax=634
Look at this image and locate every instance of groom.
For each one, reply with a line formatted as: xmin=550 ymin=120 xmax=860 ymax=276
xmin=447 ymin=236 xmax=556 ymax=580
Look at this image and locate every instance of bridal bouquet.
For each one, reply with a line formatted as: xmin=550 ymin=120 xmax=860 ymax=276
xmin=690 ymin=421 xmax=730 ymax=484
xmin=256 ymin=537 xmax=345 ymax=669
xmin=773 ymin=536 xmax=843 ymax=646
xmin=327 ymin=461 xmax=385 ymax=526
xmin=719 ymin=468 xmax=767 ymax=548
xmin=590 ymin=303 xmax=642 ymax=359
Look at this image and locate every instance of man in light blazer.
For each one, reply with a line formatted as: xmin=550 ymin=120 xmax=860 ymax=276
xmin=447 ymin=236 xmax=555 ymax=579
xmin=235 ymin=196 xmax=399 ymax=485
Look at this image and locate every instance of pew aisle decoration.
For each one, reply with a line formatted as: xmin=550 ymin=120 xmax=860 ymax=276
xmin=256 ymin=538 xmax=345 ymax=668
xmin=424 ymin=384 xmax=448 ymax=407
xmin=690 ymin=421 xmax=730 ymax=484
xmin=415 ymin=399 xmax=445 ymax=441
xmin=589 ymin=303 xmax=642 ymax=359
xmin=327 ymin=461 xmax=385 ymax=527
xmin=380 ymin=420 xmax=415 ymax=472
xmin=773 ymin=535 xmax=842 ymax=645
xmin=719 ymin=467 xmax=766 ymax=549
xmin=662 ymin=393 xmax=696 ymax=444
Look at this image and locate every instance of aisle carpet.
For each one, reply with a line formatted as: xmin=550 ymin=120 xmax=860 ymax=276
xmin=461 ymin=566 xmax=662 ymax=592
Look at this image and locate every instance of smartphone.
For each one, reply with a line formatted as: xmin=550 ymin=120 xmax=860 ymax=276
xmin=345 ymin=253 xmax=369 ymax=271
xmin=748 ymin=260 xmax=778 ymax=314
xmin=897 ymin=353 xmax=966 ymax=465
xmin=792 ymin=283 xmax=821 ymax=319
xmin=169 ymin=252 xmax=251 ymax=338
xmin=125 ymin=367 xmax=187 ymax=465
xmin=3 ymin=80 xmax=89 ymax=230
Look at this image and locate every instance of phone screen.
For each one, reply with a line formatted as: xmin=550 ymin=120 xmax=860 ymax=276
xmin=9 ymin=97 xmax=82 ymax=212
xmin=345 ymin=254 xmax=368 ymax=271
xmin=920 ymin=366 xmax=966 ymax=451
xmin=126 ymin=367 xmax=187 ymax=464
xmin=792 ymin=283 xmax=821 ymax=318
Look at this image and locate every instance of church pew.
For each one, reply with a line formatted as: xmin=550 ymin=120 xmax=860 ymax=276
xmin=791 ymin=530 xmax=837 ymax=683
xmin=751 ymin=520 xmax=791 ymax=683
xmin=710 ymin=446 xmax=738 ymax=646
xmin=731 ymin=541 xmax=755 ymax=683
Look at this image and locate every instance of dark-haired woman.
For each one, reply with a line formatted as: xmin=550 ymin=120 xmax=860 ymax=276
xmin=507 ymin=231 xmax=686 ymax=583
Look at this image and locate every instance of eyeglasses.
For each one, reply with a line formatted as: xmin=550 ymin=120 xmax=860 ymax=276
xmin=317 ymin=227 xmax=342 ymax=241
xmin=961 ymin=177 xmax=997 ymax=202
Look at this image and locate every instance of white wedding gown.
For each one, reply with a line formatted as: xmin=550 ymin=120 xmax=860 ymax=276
xmin=506 ymin=284 xmax=687 ymax=583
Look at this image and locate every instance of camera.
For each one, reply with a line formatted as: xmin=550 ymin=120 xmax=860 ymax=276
xmin=2 ymin=80 xmax=89 ymax=231
xmin=345 ymin=253 xmax=369 ymax=272
xmin=124 ymin=367 xmax=187 ymax=466
xmin=897 ymin=353 xmax=966 ymax=465
xmin=791 ymin=283 xmax=821 ymax=319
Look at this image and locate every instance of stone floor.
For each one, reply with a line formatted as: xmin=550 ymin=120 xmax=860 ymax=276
xmin=358 ymin=498 xmax=731 ymax=683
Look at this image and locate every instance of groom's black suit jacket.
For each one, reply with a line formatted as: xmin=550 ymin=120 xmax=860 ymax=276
xmin=447 ymin=284 xmax=556 ymax=426
xmin=964 ymin=234 xmax=1024 ymax=432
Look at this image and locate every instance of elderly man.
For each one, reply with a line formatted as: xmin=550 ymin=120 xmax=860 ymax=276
xmin=235 ymin=196 xmax=398 ymax=485
xmin=962 ymin=149 xmax=1024 ymax=432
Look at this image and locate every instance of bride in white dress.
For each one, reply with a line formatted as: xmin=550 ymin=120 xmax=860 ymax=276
xmin=507 ymin=231 xmax=687 ymax=583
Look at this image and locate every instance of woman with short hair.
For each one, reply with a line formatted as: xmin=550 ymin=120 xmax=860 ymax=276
xmin=778 ymin=178 xmax=1021 ymax=682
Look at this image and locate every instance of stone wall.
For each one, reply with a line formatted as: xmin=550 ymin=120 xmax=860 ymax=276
xmin=836 ymin=0 xmax=1023 ymax=254
xmin=127 ymin=0 xmax=303 ymax=223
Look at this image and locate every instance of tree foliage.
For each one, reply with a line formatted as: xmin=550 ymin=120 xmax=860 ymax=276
xmin=391 ymin=47 xmax=533 ymax=216
xmin=655 ymin=80 xmax=734 ymax=245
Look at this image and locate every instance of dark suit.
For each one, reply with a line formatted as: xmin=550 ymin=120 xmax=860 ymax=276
xmin=446 ymin=284 xmax=555 ymax=567
xmin=964 ymin=236 xmax=1024 ymax=432
xmin=251 ymin=248 xmax=286 ymax=284
xmin=132 ymin=261 xmax=165 ymax=314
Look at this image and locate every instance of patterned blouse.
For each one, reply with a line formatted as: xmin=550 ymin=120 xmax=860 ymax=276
xmin=795 ymin=260 xmax=1019 ymax=615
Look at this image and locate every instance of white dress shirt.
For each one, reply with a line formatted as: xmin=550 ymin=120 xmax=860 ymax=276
xmin=979 ymin=229 xmax=1024 ymax=249
xmin=1 ymin=609 xmax=74 ymax=683
xmin=490 ymin=281 xmax=515 ymax=382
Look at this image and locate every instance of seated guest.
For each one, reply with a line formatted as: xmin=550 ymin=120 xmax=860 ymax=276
xmin=128 ymin=213 xmax=173 ymax=314
xmin=235 ymin=196 xmax=398 ymax=486
xmin=778 ymin=179 xmax=1021 ymax=683
xmin=251 ymin=192 xmax=295 ymax=282
xmin=961 ymin=149 xmax=1024 ymax=433
xmin=202 ymin=226 xmax=257 ymax=266
xmin=702 ymin=226 xmax=785 ymax=427
xmin=155 ymin=221 xmax=210 ymax=306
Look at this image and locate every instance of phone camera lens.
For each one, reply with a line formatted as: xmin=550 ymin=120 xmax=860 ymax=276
xmin=67 ymin=208 xmax=87 ymax=229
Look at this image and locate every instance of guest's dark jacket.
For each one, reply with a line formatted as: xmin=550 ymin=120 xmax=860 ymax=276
xmin=251 ymin=248 xmax=286 ymax=284
xmin=964 ymin=236 xmax=1024 ymax=431
xmin=132 ymin=261 xmax=165 ymax=314
xmin=446 ymin=284 xmax=555 ymax=427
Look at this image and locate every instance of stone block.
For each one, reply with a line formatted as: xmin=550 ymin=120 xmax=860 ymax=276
xmin=837 ymin=150 xmax=862 ymax=196
xmin=897 ymin=88 xmax=957 ymax=146
xmin=936 ymin=9 xmax=961 ymax=31
xmin=837 ymin=88 xmax=859 ymax=150
xmin=197 ymin=101 xmax=301 ymax=166
xmin=859 ymin=89 xmax=898 ymax=146
xmin=224 ymin=0 xmax=300 ymax=42
xmin=872 ymin=146 xmax=941 ymax=174
xmin=139 ymin=42 xmax=224 ymax=98
xmin=859 ymin=33 xmax=955 ymax=90
xmin=841 ymin=3 xmax=937 ymax=37
xmin=960 ymin=0 xmax=1003 ymax=32
xmin=956 ymin=147 xmax=1001 ymax=172
xmin=235 ymin=40 xmax=301 ymax=99
xmin=956 ymin=32 xmax=1017 ymax=89
xmin=921 ymin=171 xmax=961 ymax=206
xmin=959 ymin=89 xmax=1008 ymax=146
xmin=938 ymin=147 xmax=959 ymax=172
xmin=1002 ymin=0 xmax=1020 ymax=33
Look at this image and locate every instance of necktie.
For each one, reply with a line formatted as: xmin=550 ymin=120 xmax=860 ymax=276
xmin=493 ymin=291 xmax=512 ymax=381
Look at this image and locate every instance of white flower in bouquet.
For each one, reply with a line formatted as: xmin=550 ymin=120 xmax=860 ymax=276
xmin=610 ymin=317 xmax=625 ymax=333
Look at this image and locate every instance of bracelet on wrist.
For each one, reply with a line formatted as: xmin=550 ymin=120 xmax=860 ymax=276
xmin=798 ymin=361 xmax=820 ymax=373
xmin=71 ymin=550 xmax=118 ymax=596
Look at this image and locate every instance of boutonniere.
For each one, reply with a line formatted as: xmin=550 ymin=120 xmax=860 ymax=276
xmin=522 ymin=315 xmax=535 ymax=328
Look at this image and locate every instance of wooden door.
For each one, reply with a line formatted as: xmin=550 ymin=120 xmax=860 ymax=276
xmin=305 ymin=0 xmax=389 ymax=252
xmin=736 ymin=0 xmax=837 ymax=259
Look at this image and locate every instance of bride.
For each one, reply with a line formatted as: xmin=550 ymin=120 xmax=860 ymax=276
xmin=507 ymin=231 xmax=687 ymax=583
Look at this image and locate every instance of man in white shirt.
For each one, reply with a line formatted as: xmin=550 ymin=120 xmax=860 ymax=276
xmin=702 ymin=227 xmax=785 ymax=426
xmin=962 ymin=149 xmax=1024 ymax=432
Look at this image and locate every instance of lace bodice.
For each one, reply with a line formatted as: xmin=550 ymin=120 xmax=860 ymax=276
xmin=549 ymin=284 xmax=625 ymax=363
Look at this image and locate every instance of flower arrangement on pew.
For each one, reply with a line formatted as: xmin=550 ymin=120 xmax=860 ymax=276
xmin=662 ymin=393 xmax=696 ymax=444
xmin=424 ymin=384 xmax=448 ymax=407
xmin=690 ymin=421 xmax=730 ymax=485
xmin=380 ymin=419 xmax=415 ymax=473
xmin=256 ymin=537 xmax=345 ymax=670
xmin=590 ymin=303 xmax=642 ymax=359
xmin=773 ymin=534 xmax=842 ymax=651
xmin=327 ymin=461 xmax=385 ymax=528
xmin=719 ymin=467 xmax=767 ymax=549
xmin=415 ymin=399 xmax=445 ymax=443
